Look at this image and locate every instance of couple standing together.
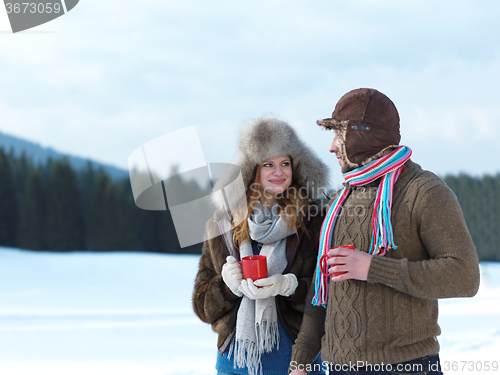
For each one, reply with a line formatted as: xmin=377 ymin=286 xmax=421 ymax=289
xmin=192 ymin=88 xmax=480 ymax=375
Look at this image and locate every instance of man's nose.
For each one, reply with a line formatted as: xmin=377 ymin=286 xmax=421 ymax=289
xmin=329 ymin=138 xmax=339 ymax=153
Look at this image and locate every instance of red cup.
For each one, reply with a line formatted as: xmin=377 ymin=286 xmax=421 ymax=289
xmin=239 ymin=255 xmax=268 ymax=282
xmin=320 ymin=244 xmax=355 ymax=277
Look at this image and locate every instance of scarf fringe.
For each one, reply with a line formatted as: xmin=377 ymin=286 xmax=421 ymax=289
xmin=229 ymin=320 xmax=279 ymax=375
xmin=229 ymin=338 xmax=261 ymax=375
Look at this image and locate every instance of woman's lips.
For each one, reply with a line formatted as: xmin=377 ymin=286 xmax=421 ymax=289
xmin=269 ymin=179 xmax=286 ymax=184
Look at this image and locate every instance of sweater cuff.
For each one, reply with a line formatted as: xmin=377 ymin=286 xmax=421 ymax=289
xmin=289 ymin=347 xmax=318 ymax=373
xmin=367 ymin=255 xmax=403 ymax=287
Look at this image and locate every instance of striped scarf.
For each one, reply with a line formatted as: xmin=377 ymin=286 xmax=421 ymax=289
xmin=313 ymin=145 xmax=412 ymax=307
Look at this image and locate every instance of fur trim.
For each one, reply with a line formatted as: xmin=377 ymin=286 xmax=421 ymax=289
xmin=317 ymin=119 xmax=395 ymax=170
xmin=316 ymin=118 xmax=349 ymax=131
xmin=359 ymin=144 xmax=400 ymax=166
xmin=212 ymin=116 xmax=329 ymax=212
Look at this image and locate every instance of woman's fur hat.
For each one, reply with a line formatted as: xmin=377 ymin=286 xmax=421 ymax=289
xmin=212 ymin=116 xmax=329 ymax=212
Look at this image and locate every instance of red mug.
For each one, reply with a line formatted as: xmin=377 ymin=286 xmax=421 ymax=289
xmin=320 ymin=244 xmax=355 ymax=277
xmin=239 ymin=255 xmax=268 ymax=282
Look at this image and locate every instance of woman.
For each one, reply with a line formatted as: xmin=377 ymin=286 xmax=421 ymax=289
xmin=192 ymin=116 xmax=328 ymax=375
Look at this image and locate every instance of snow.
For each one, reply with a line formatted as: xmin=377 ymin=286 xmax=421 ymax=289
xmin=0 ymin=247 xmax=499 ymax=375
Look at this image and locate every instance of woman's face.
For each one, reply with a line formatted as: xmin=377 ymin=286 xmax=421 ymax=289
xmin=259 ymin=155 xmax=293 ymax=199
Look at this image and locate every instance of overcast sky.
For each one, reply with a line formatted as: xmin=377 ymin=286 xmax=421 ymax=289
xmin=1 ymin=0 xmax=499 ymax=187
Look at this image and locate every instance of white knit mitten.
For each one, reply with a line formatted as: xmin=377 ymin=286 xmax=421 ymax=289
xmin=221 ymin=256 xmax=243 ymax=297
xmin=240 ymin=273 xmax=298 ymax=299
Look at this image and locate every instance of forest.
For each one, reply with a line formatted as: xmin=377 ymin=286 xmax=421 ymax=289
xmin=0 ymin=147 xmax=499 ymax=261
xmin=0 ymin=148 xmax=204 ymax=254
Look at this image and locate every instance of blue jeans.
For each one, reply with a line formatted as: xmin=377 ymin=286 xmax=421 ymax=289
xmin=326 ymin=355 xmax=443 ymax=375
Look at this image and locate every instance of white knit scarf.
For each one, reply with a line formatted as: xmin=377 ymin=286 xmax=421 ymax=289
xmin=229 ymin=201 xmax=295 ymax=375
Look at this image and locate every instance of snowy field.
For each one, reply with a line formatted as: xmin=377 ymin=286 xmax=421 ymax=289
xmin=0 ymin=247 xmax=499 ymax=375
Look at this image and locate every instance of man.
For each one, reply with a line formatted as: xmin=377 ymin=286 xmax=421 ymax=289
xmin=289 ymin=88 xmax=480 ymax=375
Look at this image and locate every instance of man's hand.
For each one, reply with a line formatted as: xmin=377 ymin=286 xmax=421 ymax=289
xmin=326 ymin=246 xmax=373 ymax=281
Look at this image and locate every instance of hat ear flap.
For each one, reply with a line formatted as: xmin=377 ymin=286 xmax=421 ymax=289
xmin=339 ymin=124 xmax=359 ymax=169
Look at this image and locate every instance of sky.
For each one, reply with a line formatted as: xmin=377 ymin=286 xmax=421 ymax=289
xmin=1 ymin=0 xmax=499 ymax=188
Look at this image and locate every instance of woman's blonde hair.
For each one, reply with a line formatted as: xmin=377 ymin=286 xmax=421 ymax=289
xmin=232 ymin=163 xmax=309 ymax=249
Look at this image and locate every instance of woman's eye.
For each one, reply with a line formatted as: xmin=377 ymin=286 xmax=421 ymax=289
xmin=282 ymin=162 xmax=290 ymax=167
xmin=263 ymin=163 xmax=272 ymax=168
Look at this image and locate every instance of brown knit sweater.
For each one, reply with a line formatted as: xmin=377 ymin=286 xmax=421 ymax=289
xmin=291 ymin=160 xmax=480 ymax=368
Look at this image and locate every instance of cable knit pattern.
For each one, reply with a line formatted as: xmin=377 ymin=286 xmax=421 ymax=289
xmin=290 ymin=160 xmax=480 ymax=368
xmin=327 ymin=192 xmax=374 ymax=360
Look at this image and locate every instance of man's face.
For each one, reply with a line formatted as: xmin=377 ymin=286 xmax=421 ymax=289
xmin=329 ymin=129 xmax=347 ymax=169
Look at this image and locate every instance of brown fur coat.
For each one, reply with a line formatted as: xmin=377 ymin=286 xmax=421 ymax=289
xmin=192 ymin=206 xmax=324 ymax=354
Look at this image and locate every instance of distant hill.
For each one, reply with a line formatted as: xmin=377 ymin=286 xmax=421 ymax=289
xmin=0 ymin=130 xmax=128 ymax=181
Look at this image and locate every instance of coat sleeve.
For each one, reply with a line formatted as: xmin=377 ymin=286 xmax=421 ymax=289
xmin=284 ymin=212 xmax=323 ymax=307
xmin=367 ymin=181 xmax=480 ymax=299
xmin=288 ymin=208 xmax=328 ymax=370
xmin=289 ymin=269 xmax=327 ymax=371
xmin=192 ymin=222 xmax=242 ymax=325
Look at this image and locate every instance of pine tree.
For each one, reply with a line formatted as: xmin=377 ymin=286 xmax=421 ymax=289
xmin=114 ymin=178 xmax=138 ymax=250
xmin=137 ymin=209 xmax=172 ymax=252
xmin=79 ymin=161 xmax=96 ymax=211
xmin=10 ymin=150 xmax=31 ymax=204
xmin=445 ymin=173 xmax=500 ymax=262
xmin=86 ymin=171 xmax=110 ymax=250
xmin=0 ymin=148 xmax=19 ymax=247
xmin=87 ymin=173 xmax=138 ymax=251
xmin=45 ymin=159 xmax=85 ymax=251
xmin=18 ymin=168 xmax=46 ymax=250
